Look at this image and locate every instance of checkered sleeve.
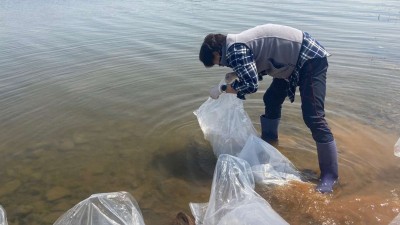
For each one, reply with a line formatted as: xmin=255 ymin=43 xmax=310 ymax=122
xmin=226 ymin=43 xmax=258 ymax=99
xmin=299 ymin=32 xmax=331 ymax=62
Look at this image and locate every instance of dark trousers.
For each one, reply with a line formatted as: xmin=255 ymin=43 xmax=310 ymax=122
xmin=263 ymin=57 xmax=334 ymax=143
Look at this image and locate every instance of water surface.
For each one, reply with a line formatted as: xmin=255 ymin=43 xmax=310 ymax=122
xmin=1 ymin=0 xmax=400 ymax=224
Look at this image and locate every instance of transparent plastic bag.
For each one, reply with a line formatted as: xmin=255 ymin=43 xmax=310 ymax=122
xmin=53 ymin=191 xmax=145 ymax=225
xmin=389 ymin=213 xmax=400 ymax=225
xmin=190 ymin=154 xmax=289 ymax=225
xmin=394 ymin=137 xmax=400 ymax=157
xmin=194 ymin=93 xmax=258 ymax=157
xmin=0 ymin=205 xmax=8 ymax=225
xmin=238 ymin=135 xmax=301 ymax=185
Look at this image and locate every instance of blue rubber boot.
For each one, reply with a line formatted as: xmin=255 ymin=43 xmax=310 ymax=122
xmin=260 ymin=115 xmax=280 ymax=143
xmin=316 ymin=140 xmax=339 ymax=193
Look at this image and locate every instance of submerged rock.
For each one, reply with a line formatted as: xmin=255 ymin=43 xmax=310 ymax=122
xmin=0 ymin=180 xmax=21 ymax=198
xmin=173 ymin=212 xmax=195 ymax=225
xmin=46 ymin=186 xmax=71 ymax=201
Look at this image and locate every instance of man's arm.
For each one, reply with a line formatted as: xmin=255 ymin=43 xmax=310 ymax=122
xmin=226 ymin=43 xmax=258 ymax=99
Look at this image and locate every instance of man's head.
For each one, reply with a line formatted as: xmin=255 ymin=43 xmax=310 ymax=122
xmin=199 ymin=33 xmax=226 ymax=67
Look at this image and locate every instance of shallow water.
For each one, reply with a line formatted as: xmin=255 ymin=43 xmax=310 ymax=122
xmin=0 ymin=0 xmax=400 ymax=224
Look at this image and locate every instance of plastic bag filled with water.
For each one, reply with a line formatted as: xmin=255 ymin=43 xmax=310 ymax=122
xmin=53 ymin=191 xmax=145 ymax=225
xmin=189 ymin=154 xmax=289 ymax=225
xmin=0 ymin=205 xmax=8 ymax=225
xmin=194 ymin=93 xmax=258 ymax=157
xmin=238 ymin=134 xmax=302 ymax=185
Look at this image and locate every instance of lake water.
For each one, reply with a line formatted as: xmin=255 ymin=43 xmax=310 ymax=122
xmin=1 ymin=0 xmax=400 ymax=224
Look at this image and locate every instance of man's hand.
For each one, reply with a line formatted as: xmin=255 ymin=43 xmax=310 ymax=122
xmin=225 ymin=72 xmax=238 ymax=84
xmin=225 ymin=84 xmax=237 ymax=94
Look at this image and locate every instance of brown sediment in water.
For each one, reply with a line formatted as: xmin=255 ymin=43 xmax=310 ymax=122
xmin=258 ymin=181 xmax=399 ymax=225
xmin=257 ymin=117 xmax=400 ymax=225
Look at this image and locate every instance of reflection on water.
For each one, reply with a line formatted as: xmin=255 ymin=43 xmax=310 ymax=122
xmin=0 ymin=0 xmax=400 ymax=224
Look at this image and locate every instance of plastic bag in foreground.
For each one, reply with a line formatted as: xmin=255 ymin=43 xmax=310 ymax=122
xmin=238 ymin=135 xmax=302 ymax=185
xmin=0 ymin=205 xmax=8 ymax=225
xmin=394 ymin=137 xmax=400 ymax=157
xmin=189 ymin=154 xmax=289 ymax=225
xmin=194 ymin=94 xmax=258 ymax=157
xmin=389 ymin=213 xmax=400 ymax=225
xmin=53 ymin=191 xmax=145 ymax=225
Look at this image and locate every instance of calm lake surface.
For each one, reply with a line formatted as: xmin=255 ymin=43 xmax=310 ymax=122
xmin=1 ymin=0 xmax=400 ymax=224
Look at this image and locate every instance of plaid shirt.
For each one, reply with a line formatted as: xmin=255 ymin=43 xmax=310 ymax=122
xmin=287 ymin=32 xmax=331 ymax=102
xmin=226 ymin=44 xmax=258 ymax=100
xmin=226 ymin=32 xmax=330 ymax=102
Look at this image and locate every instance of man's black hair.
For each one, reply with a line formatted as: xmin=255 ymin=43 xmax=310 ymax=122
xmin=199 ymin=33 xmax=226 ymax=67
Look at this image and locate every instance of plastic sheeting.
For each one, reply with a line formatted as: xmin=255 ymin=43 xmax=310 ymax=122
xmin=238 ymin=135 xmax=302 ymax=185
xmin=394 ymin=137 xmax=400 ymax=157
xmin=389 ymin=213 xmax=400 ymax=225
xmin=190 ymin=154 xmax=289 ymax=225
xmin=194 ymin=93 xmax=301 ymax=186
xmin=53 ymin=191 xmax=145 ymax=225
xmin=194 ymin=94 xmax=258 ymax=157
xmin=0 ymin=205 xmax=7 ymax=225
